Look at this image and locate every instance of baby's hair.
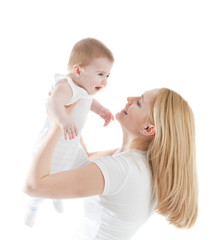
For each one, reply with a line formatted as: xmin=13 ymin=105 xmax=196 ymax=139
xmin=67 ymin=38 xmax=114 ymax=72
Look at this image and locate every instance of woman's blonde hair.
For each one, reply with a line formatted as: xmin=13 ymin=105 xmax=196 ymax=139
xmin=131 ymin=88 xmax=198 ymax=228
xmin=67 ymin=38 xmax=114 ymax=72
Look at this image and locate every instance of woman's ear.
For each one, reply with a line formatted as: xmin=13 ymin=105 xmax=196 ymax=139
xmin=140 ymin=124 xmax=156 ymax=136
xmin=72 ymin=65 xmax=82 ymax=77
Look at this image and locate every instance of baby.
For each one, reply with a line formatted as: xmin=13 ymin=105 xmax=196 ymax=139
xmin=24 ymin=38 xmax=114 ymax=227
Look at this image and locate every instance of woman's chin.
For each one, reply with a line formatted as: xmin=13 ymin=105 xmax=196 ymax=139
xmin=115 ymin=111 xmax=125 ymax=123
xmin=115 ymin=112 xmax=121 ymax=121
xmin=116 ymin=109 xmax=127 ymax=120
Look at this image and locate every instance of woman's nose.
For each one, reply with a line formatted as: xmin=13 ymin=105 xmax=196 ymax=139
xmin=127 ymin=97 xmax=132 ymax=104
xmin=127 ymin=96 xmax=138 ymax=104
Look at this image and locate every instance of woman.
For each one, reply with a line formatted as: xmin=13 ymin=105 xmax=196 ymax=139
xmin=24 ymin=88 xmax=198 ymax=239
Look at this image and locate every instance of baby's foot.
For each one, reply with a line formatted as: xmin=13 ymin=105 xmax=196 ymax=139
xmin=53 ymin=200 xmax=64 ymax=213
xmin=24 ymin=208 xmax=37 ymax=227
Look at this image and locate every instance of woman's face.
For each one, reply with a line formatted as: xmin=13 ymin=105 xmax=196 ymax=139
xmin=116 ymin=89 xmax=159 ymax=136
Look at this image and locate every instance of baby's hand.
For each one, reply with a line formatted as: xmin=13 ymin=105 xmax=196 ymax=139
xmin=99 ymin=108 xmax=114 ymax=127
xmin=60 ymin=119 xmax=78 ymax=140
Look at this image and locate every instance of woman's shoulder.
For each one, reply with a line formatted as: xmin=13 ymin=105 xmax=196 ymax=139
xmin=94 ymin=149 xmax=146 ymax=172
xmin=92 ymin=149 xmax=150 ymax=196
xmin=113 ymin=149 xmax=146 ymax=160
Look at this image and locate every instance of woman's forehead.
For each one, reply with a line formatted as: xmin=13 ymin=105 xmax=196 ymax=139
xmin=143 ymin=89 xmax=160 ymax=103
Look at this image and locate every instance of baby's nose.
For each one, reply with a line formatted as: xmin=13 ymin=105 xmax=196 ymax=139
xmin=102 ymin=79 xmax=108 ymax=86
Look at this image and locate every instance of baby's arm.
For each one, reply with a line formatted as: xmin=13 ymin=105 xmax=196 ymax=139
xmin=90 ymin=98 xmax=114 ymax=127
xmin=47 ymin=79 xmax=78 ymax=139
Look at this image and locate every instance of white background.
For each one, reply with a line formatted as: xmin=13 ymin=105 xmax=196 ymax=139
xmin=0 ymin=0 xmax=220 ymax=239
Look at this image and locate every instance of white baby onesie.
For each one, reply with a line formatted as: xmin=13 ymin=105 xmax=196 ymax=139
xmin=25 ymin=74 xmax=92 ymax=227
xmin=35 ymin=73 xmax=93 ymax=172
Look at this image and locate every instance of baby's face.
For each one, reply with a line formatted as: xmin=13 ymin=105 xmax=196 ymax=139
xmin=80 ymin=57 xmax=113 ymax=95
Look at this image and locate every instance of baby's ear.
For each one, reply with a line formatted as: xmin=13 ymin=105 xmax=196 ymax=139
xmin=73 ymin=65 xmax=83 ymax=77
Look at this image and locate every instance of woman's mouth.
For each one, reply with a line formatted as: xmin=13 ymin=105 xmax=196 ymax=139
xmin=121 ymin=109 xmax=127 ymax=115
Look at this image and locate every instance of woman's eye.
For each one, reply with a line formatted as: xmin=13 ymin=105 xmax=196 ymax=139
xmin=137 ymin=100 xmax=141 ymax=106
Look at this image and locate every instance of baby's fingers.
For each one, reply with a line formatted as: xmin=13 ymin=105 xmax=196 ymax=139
xmin=103 ymin=116 xmax=111 ymax=127
xmin=74 ymin=127 xmax=78 ymax=137
xmin=104 ymin=112 xmax=114 ymax=127
xmin=64 ymin=129 xmax=72 ymax=140
xmin=64 ymin=129 xmax=68 ymax=140
xmin=109 ymin=112 xmax=114 ymax=121
xmin=70 ymin=127 xmax=78 ymax=140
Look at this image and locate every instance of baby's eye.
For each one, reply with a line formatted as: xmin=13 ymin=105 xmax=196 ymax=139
xmin=98 ymin=73 xmax=103 ymax=76
xmin=107 ymin=74 xmax=110 ymax=78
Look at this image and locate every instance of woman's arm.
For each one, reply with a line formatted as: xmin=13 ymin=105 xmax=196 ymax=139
xmin=80 ymin=136 xmax=118 ymax=160
xmin=23 ymin=123 xmax=104 ymax=199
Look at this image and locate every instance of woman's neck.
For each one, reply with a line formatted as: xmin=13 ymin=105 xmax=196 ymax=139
xmin=120 ymin=130 xmax=133 ymax=152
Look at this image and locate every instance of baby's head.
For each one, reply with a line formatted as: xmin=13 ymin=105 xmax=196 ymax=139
xmin=68 ymin=38 xmax=114 ymax=95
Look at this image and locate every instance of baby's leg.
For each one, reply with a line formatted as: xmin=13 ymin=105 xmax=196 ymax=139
xmin=24 ymin=197 xmax=44 ymax=227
